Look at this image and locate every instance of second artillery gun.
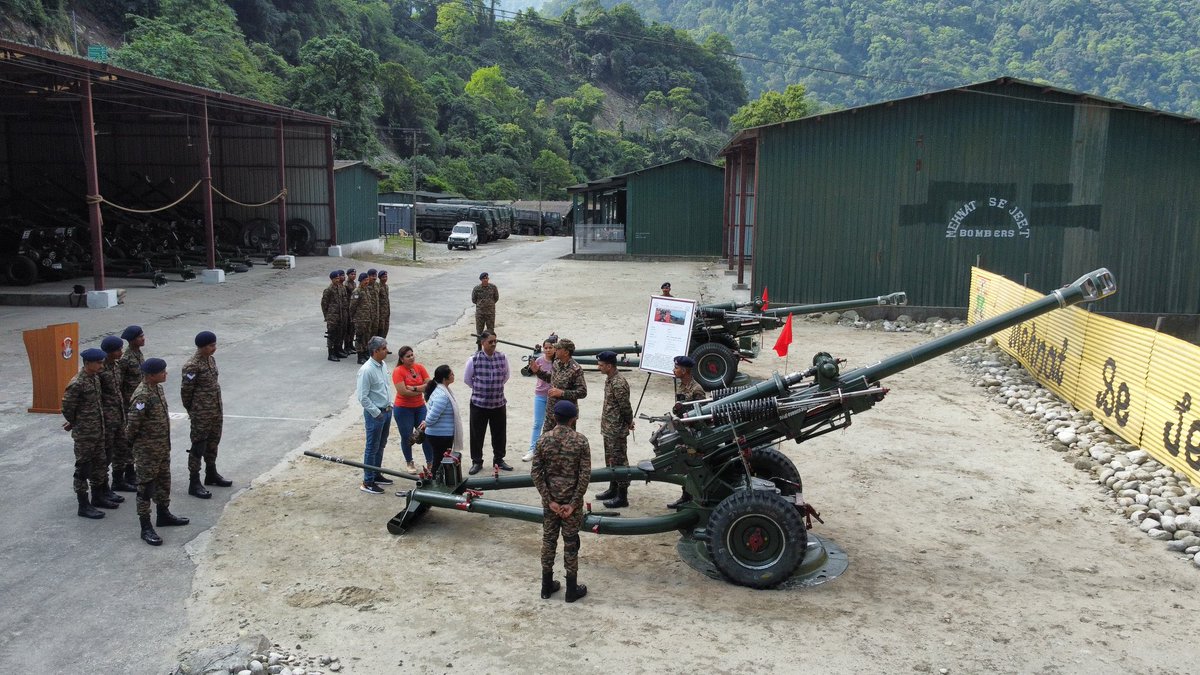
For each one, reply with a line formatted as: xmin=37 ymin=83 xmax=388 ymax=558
xmin=309 ymin=268 xmax=1116 ymax=589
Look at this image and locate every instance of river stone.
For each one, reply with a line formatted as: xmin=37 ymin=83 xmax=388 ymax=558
xmin=1147 ymin=528 xmax=1172 ymax=540
xmin=330 ymin=664 xmax=342 ymax=673
xmin=1126 ymin=450 xmax=1150 ymax=464
xmin=1176 ymin=517 xmax=1200 ymax=532
xmin=250 ymin=661 xmax=264 ymax=674
xmin=1056 ymin=429 xmax=1077 ymax=445
xmin=1139 ymin=519 xmax=1160 ymax=532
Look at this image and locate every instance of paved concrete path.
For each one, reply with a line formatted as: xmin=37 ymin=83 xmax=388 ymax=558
xmin=0 ymin=236 xmax=571 ymax=672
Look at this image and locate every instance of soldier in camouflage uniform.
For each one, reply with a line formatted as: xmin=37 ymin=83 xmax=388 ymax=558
xmin=62 ymin=348 xmax=116 ymax=519
xmin=376 ymin=270 xmax=391 ymax=339
xmin=182 ymin=330 xmax=229 ymax=498
xmin=342 ymin=267 xmax=357 ymax=355
xmin=531 ymin=400 xmax=591 ymax=603
xmin=126 ymin=358 xmax=189 ymax=546
xmin=99 ymin=336 xmax=136 ymax=500
xmin=595 ymin=350 xmax=634 ymax=508
xmin=321 ymin=269 xmax=348 ymax=362
xmin=471 ymin=272 xmax=499 ymax=337
xmin=535 ymin=338 xmax=587 ymax=433
xmin=350 ymin=272 xmax=377 ymax=364
xmin=115 ymin=324 xmax=145 ymax=488
xmin=667 ymin=355 xmax=707 ymax=509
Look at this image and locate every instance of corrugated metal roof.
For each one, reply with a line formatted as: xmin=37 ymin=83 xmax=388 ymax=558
xmin=567 ymin=157 xmax=721 ymax=193
xmin=510 ymin=200 xmax=572 ymax=215
xmin=333 ymin=160 xmax=388 ymax=180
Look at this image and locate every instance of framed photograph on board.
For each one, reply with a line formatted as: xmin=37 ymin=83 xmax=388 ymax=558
xmin=640 ymin=295 xmax=697 ymax=376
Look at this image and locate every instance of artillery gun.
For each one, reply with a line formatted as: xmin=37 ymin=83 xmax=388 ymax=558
xmin=308 ymin=268 xmax=1115 ymax=589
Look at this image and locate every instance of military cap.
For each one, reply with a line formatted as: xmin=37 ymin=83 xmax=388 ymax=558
xmin=556 ymin=338 xmax=575 ymax=354
xmin=358 ymin=272 xmax=368 ymax=282
xmin=479 ymin=272 xmax=489 ymax=280
xmin=140 ymin=357 xmax=167 ymax=375
xmin=661 ymin=282 xmax=671 ymax=290
xmin=329 ymin=270 xmax=341 ymax=279
xmin=100 ymin=336 xmax=124 ymax=353
xmin=346 ymin=267 xmax=357 ymax=274
xmin=552 ymin=400 xmax=578 ymax=419
xmin=674 ymin=355 xmax=696 ymax=369
xmin=81 ymin=348 xmax=106 ymax=363
xmin=367 ymin=268 xmax=378 ymax=276
xmin=596 ymin=350 xmax=618 ymax=364
xmin=121 ymin=325 xmax=143 ymax=341
xmin=378 ymin=270 xmax=388 ymax=279
xmin=195 ymin=330 xmax=217 ymax=347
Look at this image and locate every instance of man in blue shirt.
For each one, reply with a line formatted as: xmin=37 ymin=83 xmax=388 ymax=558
xmin=356 ymin=336 xmax=393 ymax=494
xmin=463 ymin=330 xmax=511 ymax=475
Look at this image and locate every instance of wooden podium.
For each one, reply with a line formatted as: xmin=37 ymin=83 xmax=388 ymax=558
xmin=23 ymin=322 xmax=80 ymax=414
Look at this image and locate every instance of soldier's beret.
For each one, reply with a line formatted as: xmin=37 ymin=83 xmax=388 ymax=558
xmin=140 ymin=357 xmax=167 ymax=375
xmin=479 ymin=272 xmax=489 ymax=280
xmin=121 ymin=325 xmax=143 ymax=341
xmin=556 ymin=338 xmax=575 ymax=354
xmin=358 ymin=272 xmax=368 ymax=282
xmin=367 ymin=268 xmax=378 ymax=276
xmin=81 ymin=348 xmax=106 ymax=363
xmin=674 ymin=355 xmax=696 ymax=368
xmin=101 ymin=336 xmax=124 ymax=353
xmin=329 ymin=270 xmax=341 ymax=279
xmin=661 ymin=282 xmax=671 ymax=289
xmin=195 ymin=331 xmax=217 ymax=347
xmin=596 ymin=350 xmax=617 ymax=364
xmin=552 ymin=400 xmax=578 ymax=419
xmin=378 ymin=270 xmax=388 ymax=279
xmin=346 ymin=267 xmax=357 ymax=274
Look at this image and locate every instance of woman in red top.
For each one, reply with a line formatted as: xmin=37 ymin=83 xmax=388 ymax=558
xmin=392 ymin=346 xmax=434 ymax=471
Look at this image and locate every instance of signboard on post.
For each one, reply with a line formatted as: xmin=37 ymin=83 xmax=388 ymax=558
xmin=640 ymin=295 xmax=696 ymax=376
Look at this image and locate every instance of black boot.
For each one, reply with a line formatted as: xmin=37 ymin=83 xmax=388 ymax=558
xmin=91 ymin=487 xmax=119 ymax=509
xmin=112 ymin=467 xmax=137 ymax=493
xmin=204 ymin=464 xmax=233 ymax=487
xmin=124 ymin=464 xmax=139 ymax=487
xmin=594 ymin=482 xmax=616 ymax=501
xmin=357 ymin=352 xmax=368 ymax=365
xmin=540 ymin=570 xmax=561 ymax=599
xmin=327 ymin=348 xmax=340 ymax=362
xmin=188 ymin=473 xmax=212 ymax=499
xmin=666 ymin=489 xmax=693 ymax=509
xmin=105 ymin=483 xmax=126 ymax=503
xmin=565 ymin=575 xmax=588 ymax=603
xmin=603 ymin=485 xmax=629 ymax=509
xmin=77 ymin=492 xmax=104 ymax=519
xmin=140 ymin=515 xmax=162 ymax=546
xmin=156 ymin=505 xmax=189 ymax=527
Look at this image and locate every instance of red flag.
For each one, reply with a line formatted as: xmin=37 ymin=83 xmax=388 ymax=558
xmin=772 ymin=313 xmax=793 ymax=357
xmin=761 ymin=286 xmax=769 ymax=311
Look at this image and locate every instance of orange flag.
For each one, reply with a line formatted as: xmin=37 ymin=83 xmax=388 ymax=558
xmin=772 ymin=313 xmax=793 ymax=357
xmin=761 ymin=286 xmax=769 ymax=311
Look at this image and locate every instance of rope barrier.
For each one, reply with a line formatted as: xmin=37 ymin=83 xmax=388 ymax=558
xmin=87 ymin=180 xmax=202 ymax=213
xmin=211 ymin=186 xmax=288 ymax=208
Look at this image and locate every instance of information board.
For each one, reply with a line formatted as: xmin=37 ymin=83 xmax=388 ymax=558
xmin=639 ymin=295 xmax=697 ymax=376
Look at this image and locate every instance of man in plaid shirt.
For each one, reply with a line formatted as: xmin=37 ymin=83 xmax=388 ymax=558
xmin=463 ymin=330 xmax=511 ymax=475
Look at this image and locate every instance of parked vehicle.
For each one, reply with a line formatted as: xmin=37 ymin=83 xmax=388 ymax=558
xmin=447 ymin=221 xmax=479 ymax=250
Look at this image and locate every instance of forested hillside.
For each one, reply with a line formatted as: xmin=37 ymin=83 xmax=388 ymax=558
xmin=0 ymin=0 xmax=746 ymax=199
xmin=543 ymin=0 xmax=1200 ymax=117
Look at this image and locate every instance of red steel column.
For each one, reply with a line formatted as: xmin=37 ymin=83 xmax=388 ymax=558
xmin=736 ymin=147 xmax=749 ymax=284
xmin=200 ymin=99 xmax=216 ymax=269
xmin=276 ymin=117 xmax=288 ymax=253
xmin=80 ymin=75 xmax=106 ymax=291
xmin=325 ymin=125 xmax=338 ymax=245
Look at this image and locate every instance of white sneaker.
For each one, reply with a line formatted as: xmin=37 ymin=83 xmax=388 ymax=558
xmin=522 ymin=451 xmax=535 ymax=462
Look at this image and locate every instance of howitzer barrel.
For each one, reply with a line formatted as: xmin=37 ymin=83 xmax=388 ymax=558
xmin=571 ymin=344 xmax=643 ymax=357
xmin=759 ymin=292 xmax=908 ymax=318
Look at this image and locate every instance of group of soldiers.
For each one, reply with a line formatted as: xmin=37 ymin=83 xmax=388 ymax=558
xmin=61 ymin=325 xmax=230 ymax=547
xmin=321 ymin=267 xmax=392 ymax=364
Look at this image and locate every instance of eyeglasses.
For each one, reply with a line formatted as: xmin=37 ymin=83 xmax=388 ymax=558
xmin=485 ymin=340 xmax=498 ymax=345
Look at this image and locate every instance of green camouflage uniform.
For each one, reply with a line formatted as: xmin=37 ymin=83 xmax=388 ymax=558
xmin=541 ymin=359 xmax=587 ymax=433
xmin=601 ymin=370 xmax=634 ymax=488
xmin=61 ymin=368 xmax=106 ymax=495
xmin=341 ymin=279 xmax=355 ymax=352
xmin=125 ymin=381 xmax=172 ymax=517
xmin=321 ymin=281 xmax=346 ymax=351
xmin=117 ymin=346 xmax=144 ymax=405
xmin=376 ymin=282 xmax=391 ymax=339
xmin=181 ymin=349 xmax=223 ymax=474
xmin=531 ymin=424 xmax=591 ymax=575
xmin=677 ymin=377 xmax=706 ymax=403
xmin=349 ymin=282 xmax=377 ymax=352
xmin=471 ymin=282 xmax=499 ymax=335
xmin=99 ymin=359 xmax=131 ymax=476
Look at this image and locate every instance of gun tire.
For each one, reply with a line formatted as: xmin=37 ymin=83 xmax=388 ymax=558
xmin=3 ymin=255 xmax=39 ymax=285
xmin=706 ymin=490 xmax=807 ymax=589
xmin=748 ymin=446 xmax=803 ymax=496
xmin=690 ymin=342 xmax=738 ymax=390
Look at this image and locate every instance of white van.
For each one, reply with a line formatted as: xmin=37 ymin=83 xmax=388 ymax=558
xmin=447 ymin=221 xmax=479 ymax=250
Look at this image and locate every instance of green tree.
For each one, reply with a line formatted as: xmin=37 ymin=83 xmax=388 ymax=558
xmin=484 ymin=177 xmax=521 ymax=200
xmin=290 ymin=36 xmax=383 ymax=158
xmin=464 ymin=65 xmax=525 ymax=120
xmin=531 ymin=150 xmax=577 ymax=198
xmin=729 ymin=84 xmax=816 ymax=132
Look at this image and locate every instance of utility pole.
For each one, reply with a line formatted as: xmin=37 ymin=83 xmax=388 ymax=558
xmin=410 ymin=129 xmax=418 ymax=262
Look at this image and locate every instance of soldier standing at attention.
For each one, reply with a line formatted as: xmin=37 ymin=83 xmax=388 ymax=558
xmin=342 ymin=267 xmax=357 ymax=356
xmin=667 ymin=355 xmax=706 ymax=509
xmin=534 ymin=338 xmax=587 ymax=433
xmin=116 ymin=325 xmax=145 ymax=489
xmin=531 ymin=400 xmax=591 ymax=603
xmin=182 ymin=330 xmax=229 ymax=498
xmin=471 ymin=272 xmax=499 ymax=337
xmin=659 ymin=282 xmax=672 ymax=297
xmin=62 ymin=348 xmax=116 ymax=519
xmin=350 ymin=272 xmax=376 ymax=364
xmin=126 ymin=358 xmax=189 ymax=545
xmin=595 ymin=351 xmax=634 ymax=508
xmin=99 ymin=336 xmax=136 ymax=499
xmin=376 ymin=270 xmax=391 ymax=339
xmin=321 ymin=269 xmax=347 ymax=362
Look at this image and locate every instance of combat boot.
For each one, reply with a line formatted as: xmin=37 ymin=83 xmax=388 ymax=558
xmin=565 ymin=576 xmax=588 ymax=603
xmin=327 ymin=348 xmax=340 ymax=362
xmin=91 ymin=487 xmax=119 ymax=509
xmin=124 ymin=464 xmax=139 ymax=487
xmin=357 ymin=352 xmax=368 ymax=365
xmin=204 ymin=464 xmax=233 ymax=487
xmin=594 ymin=482 xmax=616 ymax=501
xmin=76 ymin=492 xmax=104 ymax=519
xmin=540 ymin=570 xmax=561 ymax=599
xmin=104 ymin=483 xmax=126 ymax=503
xmin=188 ymin=472 xmax=211 ymax=499
xmin=335 ymin=348 xmax=350 ymax=358
xmin=112 ymin=467 xmax=137 ymax=493
xmin=156 ymin=505 xmax=190 ymax=527
xmin=602 ymin=486 xmax=629 ymax=509
xmin=140 ymin=515 xmax=162 ymax=546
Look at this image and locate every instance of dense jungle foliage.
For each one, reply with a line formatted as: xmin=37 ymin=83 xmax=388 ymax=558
xmin=543 ymin=0 xmax=1200 ymax=117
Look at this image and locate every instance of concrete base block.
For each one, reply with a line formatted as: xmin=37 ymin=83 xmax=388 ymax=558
xmin=327 ymin=245 xmax=344 ymax=257
xmin=724 ymin=269 xmax=739 ymax=276
xmin=272 ymin=255 xmax=296 ymax=269
xmin=86 ymin=289 xmax=119 ymax=309
xmin=732 ymin=283 xmax=749 ymax=290
xmin=201 ymin=269 xmax=226 ymax=284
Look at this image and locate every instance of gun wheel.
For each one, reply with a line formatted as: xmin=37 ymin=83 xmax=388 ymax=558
xmin=706 ymin=491 xmax=807 ymax=589
xmin=690 ymin=342 xmax=738 ymax=390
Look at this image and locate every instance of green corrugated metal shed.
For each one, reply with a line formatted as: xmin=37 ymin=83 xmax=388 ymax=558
xmin=335 ymin=160 xmax=387 ymax=244
xmin=569 ymin=158 xmax=724 ymax=256
xmin=721 ymin=77 xmax=1200 ymax=314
